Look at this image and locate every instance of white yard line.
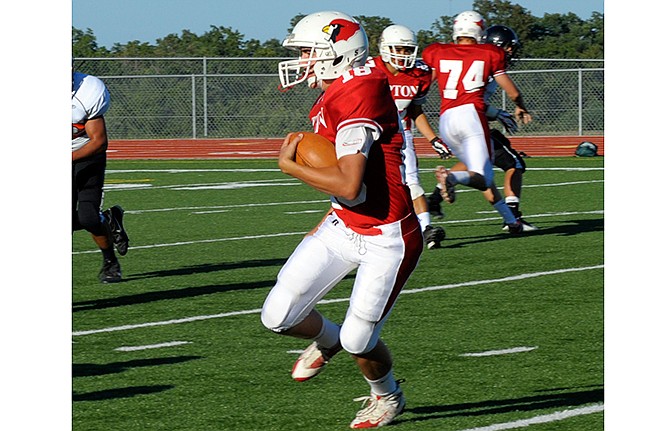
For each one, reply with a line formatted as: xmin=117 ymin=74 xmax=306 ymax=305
xmin=460 ymin=346 xmax=538 ymax=357
xmin=115 ymin=341 xmax=191 ymax=352
xmin=72 ymin=209 xmax=603 ymax=255
xmin=72 ymin=265 xmax=603 ymax=337
xmin=457 ymin=404 xmax=604 ymax=431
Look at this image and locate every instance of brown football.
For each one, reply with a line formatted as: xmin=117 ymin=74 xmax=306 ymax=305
xmin=291 ymin=132 xmax=338 ymax=168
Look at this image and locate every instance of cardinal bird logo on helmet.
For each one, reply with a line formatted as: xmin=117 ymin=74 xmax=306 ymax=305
xmin=322 ymin=19 xmax=361 ymax=43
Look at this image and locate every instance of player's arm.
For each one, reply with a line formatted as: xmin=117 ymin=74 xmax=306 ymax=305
xmin=407 ymin=104 xmax=436 ymax=141
xmin=278 ymin=129 xmax=369 ymax=201
xmin=408 ymin=104 xmax=453 ymax=159
xmin=72 ymin=116 xmax=108 ymax=161
xmin=493 ymin=73 xmax=532 ymax=124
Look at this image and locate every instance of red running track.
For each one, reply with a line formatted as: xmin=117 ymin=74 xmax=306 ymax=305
xmin=107 ymin=136 xmax=604 ymax=160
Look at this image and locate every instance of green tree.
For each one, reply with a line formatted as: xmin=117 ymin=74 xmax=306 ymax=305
xmin=474 ymin=0 xmax=535 ymax=43
xmin=245 ymin=38 xmax=288 ymax=57
xmin=110 ymin=40 xmax=155 ymax=57
xmin=353 ymin=15 xmax=394 ymax=57
xmin=524 ymin=12 xmax=603 ymax=58
xmin=72 ymin=27 xmax=109 ymax=57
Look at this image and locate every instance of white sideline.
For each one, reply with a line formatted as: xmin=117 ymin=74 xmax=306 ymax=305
xmin=72 ymin=264 xmax=603 ymax=336
xmin=457 ymin=403 xmax=604 ymax=431
xmin=72 ymin=209 xmax=603 ymax=255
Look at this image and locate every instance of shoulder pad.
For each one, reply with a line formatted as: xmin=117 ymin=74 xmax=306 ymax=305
xmin=414 ymin=59 xmax=431 ymax=72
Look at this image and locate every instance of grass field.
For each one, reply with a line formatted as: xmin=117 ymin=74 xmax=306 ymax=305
xmin=72 ymin=156 xmax=604 ymax=431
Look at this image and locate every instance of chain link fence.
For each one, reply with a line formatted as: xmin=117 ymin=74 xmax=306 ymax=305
xmin=74 ymin=57 xmax=604 ymax=140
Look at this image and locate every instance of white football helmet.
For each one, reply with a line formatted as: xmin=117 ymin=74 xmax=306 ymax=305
xmin=278 ymin=11 xmax=369 ymax=89
xmin=452 ymin=11 xmax=486 ymax=43
xmin=379 ymin=24 xmax=418 ymax=70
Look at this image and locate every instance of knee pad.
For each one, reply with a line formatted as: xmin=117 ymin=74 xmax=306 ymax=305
xmin=408 ymin=183 xmax=425 ymax=201
xmin=340 ymin=312 xmax=383 ymax=355
xmin=260 ymin=287 xmax=293 ymax=333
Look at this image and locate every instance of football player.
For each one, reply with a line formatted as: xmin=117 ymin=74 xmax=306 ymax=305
xmin=262 ymin=11 xmax=423 ymax=429
xmin=368 ymin=24 xmax=447 ymax=249
xmin=482 ymin=25 xmax=537 ymax=231
xmin=72 ymin=69 xmax=129 ymax=282
xmin=427 ymin=23 xmax=538 ymax=232
xmin=422 ymin=11 xmax=531 ymax=233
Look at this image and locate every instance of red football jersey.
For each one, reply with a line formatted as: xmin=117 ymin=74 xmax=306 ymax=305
xmin=421 ymin=43 xmax=507 ymax=115
xmin=368 ymin=56 xmax=433 ymax=131
xmin=308 ymin=65 xmax=414 ymax=231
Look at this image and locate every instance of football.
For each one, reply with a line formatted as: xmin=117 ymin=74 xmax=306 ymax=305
xmin=291 ymin=132 xmax=337 ymax=168
xmin=72 ymin=123 xmax=87 ymax=139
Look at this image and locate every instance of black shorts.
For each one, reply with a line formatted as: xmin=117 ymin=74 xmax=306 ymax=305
xmin=491 ymin=129 xmax=526 ymax=172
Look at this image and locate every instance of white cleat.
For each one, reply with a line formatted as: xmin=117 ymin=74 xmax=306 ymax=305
xmin=350 ymin=384 xmax=406 ymax=429
xmin=291 ymin=342 xmax=331 ymax=382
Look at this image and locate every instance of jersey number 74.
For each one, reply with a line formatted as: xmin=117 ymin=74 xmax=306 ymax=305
xmin=438 ymin=60 xmax=485 ymax=99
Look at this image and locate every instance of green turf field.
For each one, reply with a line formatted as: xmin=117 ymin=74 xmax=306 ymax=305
xmin=72 ymin=156 xmax=604 ymax=431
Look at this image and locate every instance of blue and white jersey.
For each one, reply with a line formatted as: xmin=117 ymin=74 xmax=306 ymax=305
xmin=72 ymin=72 xmax=110 ymax=151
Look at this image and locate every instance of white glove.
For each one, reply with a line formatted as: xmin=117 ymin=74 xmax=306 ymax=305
xmin=431 ymin=137 xmax=453 ymax=159
xmin=485 ymin=105 xmax=518 ymax=134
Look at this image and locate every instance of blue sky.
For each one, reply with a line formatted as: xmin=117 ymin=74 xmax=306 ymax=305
xmin=72 ymin=0 xmax=604 ymax=49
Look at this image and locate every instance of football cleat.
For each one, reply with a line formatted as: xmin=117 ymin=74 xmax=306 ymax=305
xmin=350 ymin=383 xmax=406 ymax=429
xmin=502 ymin=218 xmax=538 ymax=233
xmin=423 ymin=225 xmax=446 ymax=250
xmin=104 ymin=205 xmax=129 ymax=256
xmin=99 ymin=259 xmax=122 ymax=283
xmin=505 ymin=220 xmax=523 ymax=234
xmin=291 ymin=342 xmax=333 ymax=382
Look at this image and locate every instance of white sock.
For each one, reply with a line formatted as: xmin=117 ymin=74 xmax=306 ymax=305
xmin=505 ymin=196 xmax=520 ymax=205
xmin=314 ymin=317 xmax=340 ymax=349
xmin=365 ymin=370 xmax=397 ymax=396
xmin=417 ymin=211 xmax=431 ymax=231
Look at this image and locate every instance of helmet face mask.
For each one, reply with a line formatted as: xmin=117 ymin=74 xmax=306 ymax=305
xmin=278 ymin=11 xmax=369 ymax=89
xmin=379 ymin=24 xmax=418 ymax=70
xmin=452 ymin=11 xmax=486 ymax=43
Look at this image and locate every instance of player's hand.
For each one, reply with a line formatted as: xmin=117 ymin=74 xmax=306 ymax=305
xmin=494 ymin=109 xmax=518 ymax=134
xmin=431 ymin=137 xmax=453 ymax=159
xmin=514 ymin=107 xmax=532 ymax=125
xmin=278 ymin=132 xmax=302 ymax=173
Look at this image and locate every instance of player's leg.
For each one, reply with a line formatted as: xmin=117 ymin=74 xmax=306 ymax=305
xmin=73 ymin=155 xmax=122 ymax=282
xmin=491 ymin=130 xmax=538 ymax=231
xmin=402 ymin=131 xmax=445 ymax=249
xmin=261 ymin=214 xmax=356 ymax=380
xmin=342 ymin=221 xmax=421 ymax=428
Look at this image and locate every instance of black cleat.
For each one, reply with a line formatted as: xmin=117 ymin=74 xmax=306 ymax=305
xmin=99 ymin=259 xmax=122 ymax=283
xmin=104 ymin=205 xmax=129 ymax=256
xmin=505 ymin=220 xmax=523 ymax=234
xmin=423 ymin=225 xmax=446 ymax=249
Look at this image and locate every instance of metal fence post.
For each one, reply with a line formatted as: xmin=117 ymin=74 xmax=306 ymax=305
xmin=191 ymin=74 xmax=197 ymax=139
xmin=203 ymin=57 xmax=208 ymax=138
xmin=578 ymin=69 xmax=583 ymax=136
